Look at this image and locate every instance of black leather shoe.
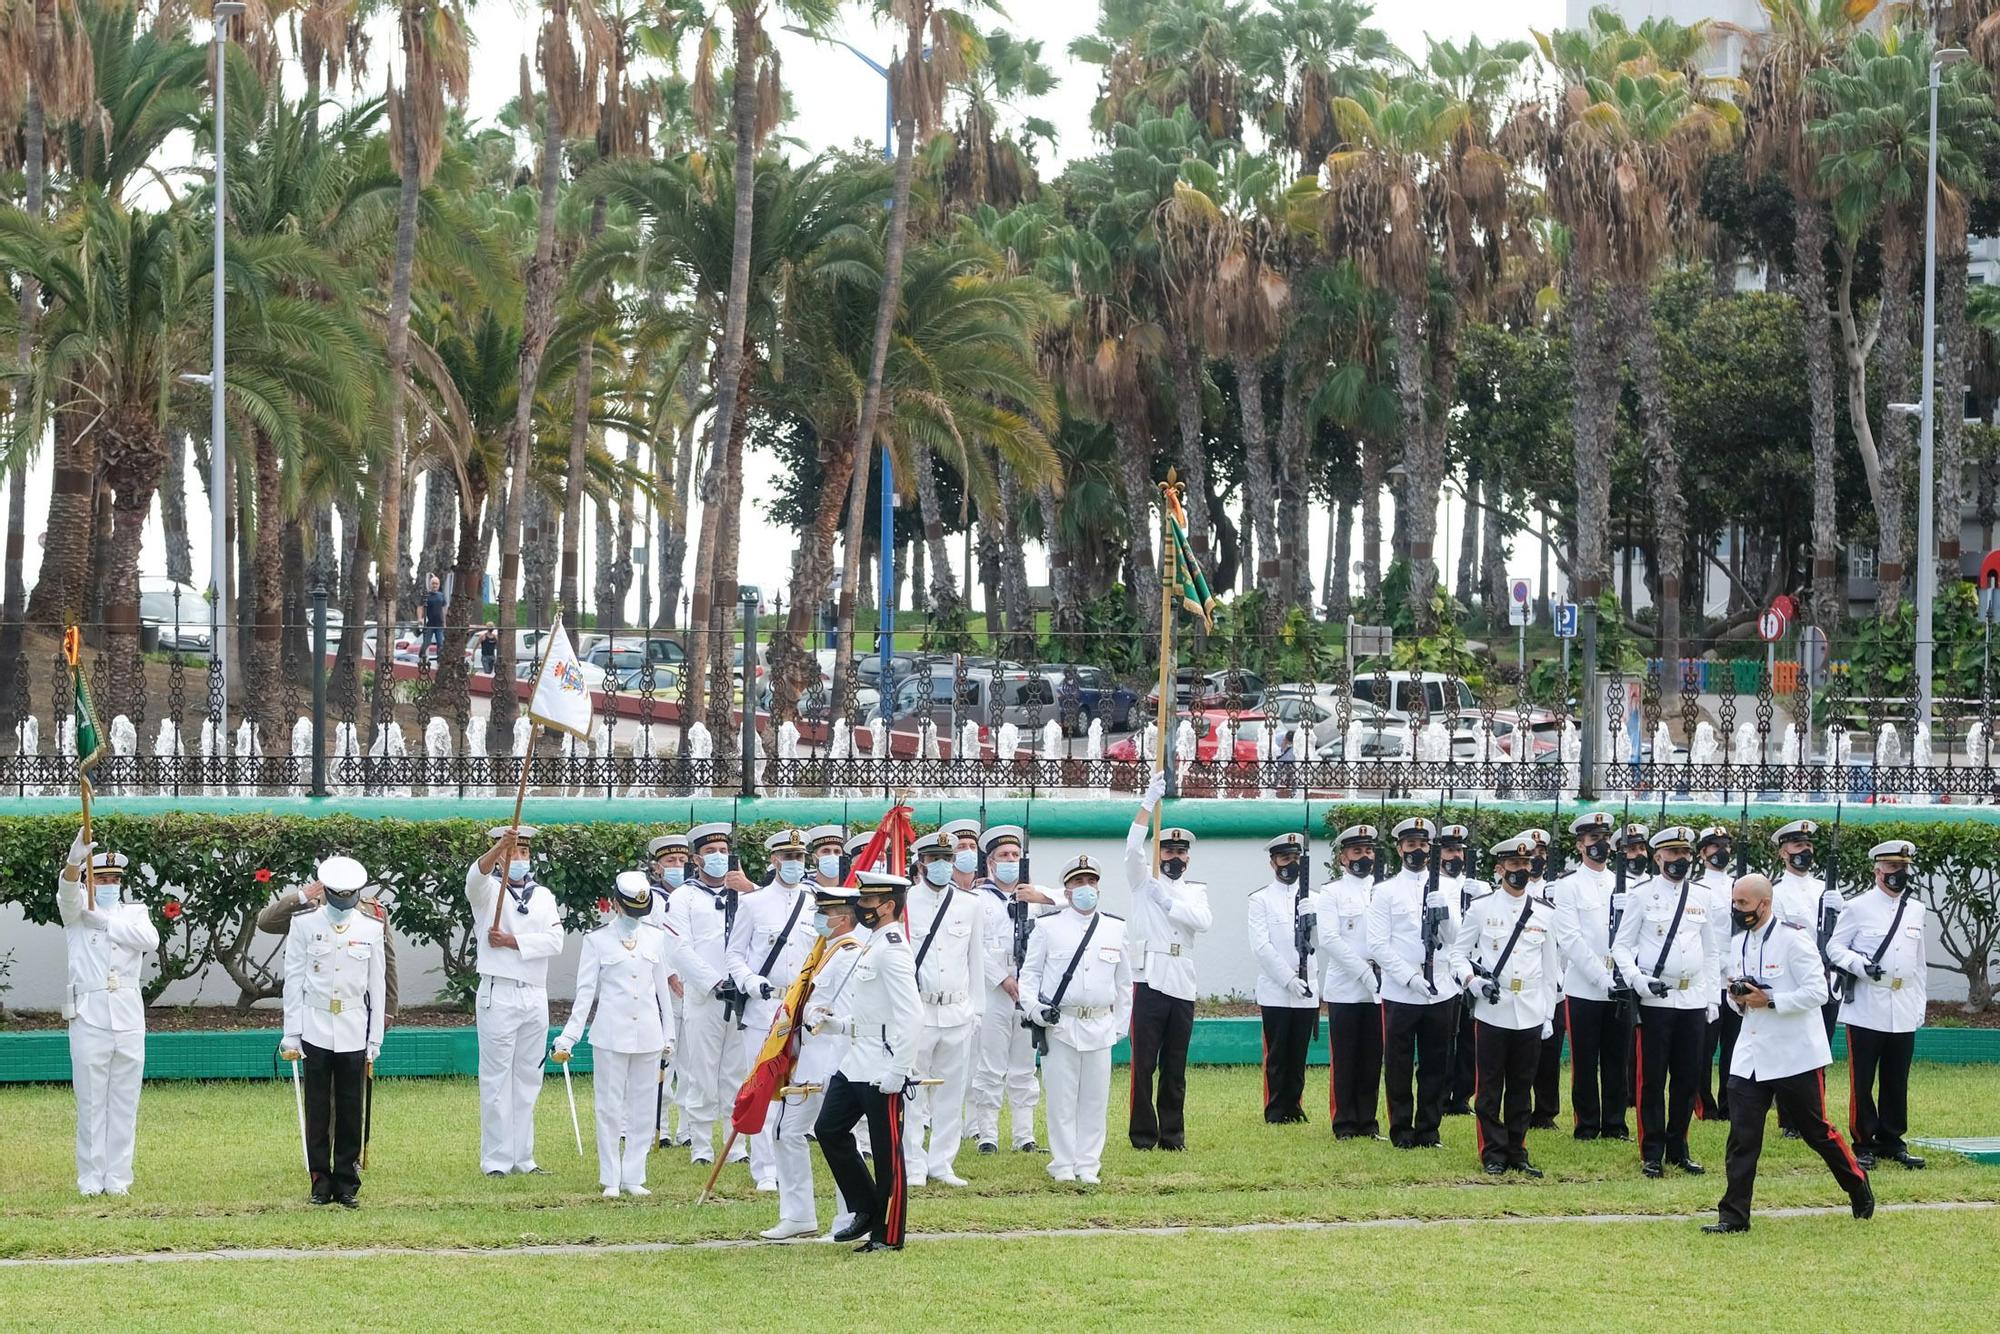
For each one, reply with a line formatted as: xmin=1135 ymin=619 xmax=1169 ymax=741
xmin=1642 ymin=1160 xmax=1664 ymax=1179
xmin=1528 ymin=1116 xmax=1558 ymax=1131
xmin=1016 ymin=1140 xmax=1042 ymax=1153
xmin=1159 ymin=1142 xmax=1187 ymax=1151
xmin=1851 ymin=1185 xmax=1876 ymax=1220
xmin=1781 ymin=1127 xmax=1802 ymax=1140
xmin=832 ymin=1216 xmax=873 ymax=1243
xmin=1442 ymin=1102 xmax=1472 ymax=1117
xmin=1856 ymin=1152 xmax=1876 ymax=1170
xmin=1893 ymin=1151 xmax=1926 ymax=1170
xmin=1573 ymin=1129 xmax=1600 ymax=1142
xmin=1483 ymin=1161 xmax=1507 ymax=1175
xmin=1675 ymin=1157 xmax=1705 ymax=1176
xmin=978 ymin=1141 xmax=998 ymax=1155
xmin=335 ymin=1194 xmax=359 ymax=1210
xmin=485 ymin=1170 xmax=506 ymax=1179
xmin=1604 ymin=1128 xmax=1632 ymax=1142
xmin=854 ymin=1240 xmax=902 ymax=1253
xmin=1512 ymin=1162 xmax=1544 ymax=1179
xmin=1702 ymin=1221 xmax=1750 ymax=1235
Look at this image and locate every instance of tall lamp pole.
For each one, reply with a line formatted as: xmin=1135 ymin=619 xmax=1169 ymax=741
xmin=207 ymin=1 xmax=246 ymax=749
xmin=1916 ymin=46 xmax=1969 ymax=733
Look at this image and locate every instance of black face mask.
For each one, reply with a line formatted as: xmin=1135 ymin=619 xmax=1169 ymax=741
xmin=1661 ymin=858 xmax=1691 ymax=882
xmin=1503 ymin=868 xmax=1532 ymax=891
xmin=1161 ymin=856 xmax=1188 ymax=881
xmin=1705 ymin=849 xmax=1731 ymax=871
xmin=1583 ymin=839 xmax=1610 ymax=864
xmin=1786 ymin=850 xmax=1814 ymax=872
xmin=1530 ymin=855 xmax=1547 ymax=880
xmin=1351 ymin=856 xmax=1376 ymax=879
xmin=1402 ymin=848 xmax=1428 ymax=873
xmin=1731 ymin=907 xmax=1761 ymax=932
xmin=1274 ymin=862 xmax=1300 ymax=885
xmin=1624 ymin=854 xmax=1649 ymax=875
xmin=1440 ymin=856 xmax=1465 ymax=878
xmin=1884 ymin=869 xmax=1910 ymax=893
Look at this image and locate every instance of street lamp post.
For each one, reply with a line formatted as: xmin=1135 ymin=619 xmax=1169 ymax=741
xmin=207 ymin=1 xmax=245 ymax=752
xmin=1917 ymin=47 xmax=1969 ymax=733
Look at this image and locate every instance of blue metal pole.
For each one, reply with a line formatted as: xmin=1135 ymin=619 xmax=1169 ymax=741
xmin=877 ymin=57 xmax=894 ymax=705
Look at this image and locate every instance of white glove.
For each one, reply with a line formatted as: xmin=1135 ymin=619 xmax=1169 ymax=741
xmin=661 ymin=1043 xmax=675 ymax=1064
xmin=1142 ymin=772 xmax=1167 ymax=811
xmin=877 ymin=1072 xmax=907 ymax=1096
xmin=366 ymin=1043 xmax=381 ymax=1064
xmin=1541 ymin=1020 xmax=1554 ymax=1040
xmin=280 ymin=1036 xmax=302 ymax=1061
xmin=67 ymin=830 xmax=93 ymax=867
xmin=1287 ymin=977 xmax=1314 ymax=1000
xmin=804 ymin=1004 xmax=842 ymax=1034
xmin=552 ymin=1037 xmax=575 ymax=1061
xmin=78 ymin=908 xmax=111 ymax=932
xmin=1705 ymin=1004 xmax=1718 ymax=1024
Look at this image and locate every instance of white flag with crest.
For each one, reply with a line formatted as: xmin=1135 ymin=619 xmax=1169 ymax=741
xmin=527 ymin=617 xmax=594 ymax=740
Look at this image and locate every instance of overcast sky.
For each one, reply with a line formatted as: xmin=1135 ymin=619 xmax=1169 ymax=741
xmin=42 ymin=0 xmax=1570 ymax=621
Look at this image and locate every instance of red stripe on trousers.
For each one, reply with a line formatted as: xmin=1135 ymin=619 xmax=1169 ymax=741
xmin=1261 ymin=1026 xmax=1270 ymax=1108
xmin=1818 ymin=1069 xmax=1864 ymax=1178
xmin=1847 ymin=1053 xmax=1859 ymax=1142
xmin=1326 ymin=1003 xmax=1338 ymax=1124
xmin=884 ymin=1093 xmax=906 ymax=1245
xmin=1565 ymin=997 xmax=1577 ymax=1130
xmin=1472 ymin=1024 xmax=1485 ymax=1160
xmin=1632 ymin=1025 xmax=1646 ymax=1156
xmin=1128 ymin=983 xmax=1138 ymax=1119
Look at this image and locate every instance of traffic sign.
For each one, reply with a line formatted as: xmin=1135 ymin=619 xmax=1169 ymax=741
xmin=1350 ymin=623 xmax=1394 ymax=659
xmin=1757 ymin=608 xmax=1787 ymax=643
xmin=1771 ymin=594 xmax=1797 ymax=621
xmin=1553 ymin=602 xmax=1578 ymax=639
xmin=1511 ymin=579 xmax=1531 ymax=606
xmin=1980 ymin=550 xmax=2000 ymax=624
xmin=1509 ymin=579 xmax=1533 ymax=627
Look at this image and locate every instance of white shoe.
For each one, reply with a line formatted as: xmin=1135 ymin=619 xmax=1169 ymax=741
xmin=932 ymin=1171 xmax=969 ymax=1188
xmin=760 ymin=1219 xmax=819 ymax=1241
xmin=726 ymin=1149 xmax=750 ymax=1165
xmin=624 ymin=1184 xmax=652 ymax=1197
xmin=1078 ymin=1173 xmax=1100 ymax=1186
xmin=104 ymin=1187 xmax=130 ymax=1198
xmin=79 ymin=1187 xmax=102 ymax=1199
xmin=602 ymin=1186 xmax=621 ymax=1198
xmin=1047 ymin=1166 xmax=1075 ymax=1183
xmin=907 ymin=1174 xmax=928 ymax=1189
xmin=755 ymin=1177 xmax=778 ymax=1192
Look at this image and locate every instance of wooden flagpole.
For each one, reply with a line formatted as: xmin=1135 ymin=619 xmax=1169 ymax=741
xmin=1151 ymin=472 xmax=1179 ymax=873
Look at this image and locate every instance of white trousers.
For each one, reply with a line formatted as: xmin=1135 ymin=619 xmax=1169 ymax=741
xmin=968 ymin=993 xmax=1041 ymax=1146
xmin=679 ymin=996 xmax=752 ymax=1157
xmin=660 ymin=987 xmax=687 ymax=1143
xmin=69 ymin=1020 xmax=143 ymax=1195
xmin=1043 ymin=1041 xmax=1111 ymax=1180
xmin=476 ymin=980 xmax=549 ymax=1174
xmin=590 ymin=1049 xmax=657 ymax=1191
xmin=770 ymin=1090 xmax=849 ymax=1228
xmin=903 ymin=1020 xmax=976 ymax=1179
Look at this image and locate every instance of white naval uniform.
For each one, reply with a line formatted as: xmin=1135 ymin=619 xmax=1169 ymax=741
xmin=900 ymin=879 xmax=984 ymax=1182
xmin=1826 ymin=889 xmax=1928 ymax=1033
xmin=1125 ymin=825 xmax=1213 ymax=1003
xmin=1313 ymin=873 xmax=1379 ymax=1004
xmin=1367 ymin=869 xmax=1468 ymax=1006
xmin=968 ymin=880 xmax=1042 ymax=1149
xmin=665 ymin=877 xmax=750 ymax=1160
xmin=559 ymin=919 xmax=677 ymax=1192
xmin=726 ymin=881 xmax=819 ymax=1184
xmin=640 ymin=886 xmax=687 ymax=1144
xmin=1550 ymin=864 xmax=1620 ymax=1001
xmin=465 ymin=861 xmax=565 ymax=1174
xmin=1246 ymin=881 xmax=1319 ymax=1007
xmin=282 ymin=907 xmax=389 ymax=1054
xmin=1019 ymin=908 xmax=1132 ymax=1181
xmin=1772 ymin=868 xmax=1821 ymax=933
xmin=57 ymin=869 xmax=158 ymax=1195
xmin=1612 ymin=875 xmax=1722 ymax=1008
xmin=1454 ymin=890 xmax=1561 ymax=1031
xmin=771 ymin=932 xmax=867 ymax=1230
xmin=1726 ymin=921 xmax=1832 ymax=1078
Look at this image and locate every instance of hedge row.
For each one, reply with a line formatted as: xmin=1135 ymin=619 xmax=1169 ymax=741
xmin=3 ymin=814 xmax=912 ymax=1008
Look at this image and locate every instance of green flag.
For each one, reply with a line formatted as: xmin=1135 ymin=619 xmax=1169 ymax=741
xmin=63 ymin=626 xmax=103 ymax=772
xmin=1164 ymin=493 xmax=1216 ymax=630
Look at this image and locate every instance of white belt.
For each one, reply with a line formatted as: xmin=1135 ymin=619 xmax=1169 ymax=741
xmin=309 ymin=994 xmax=363 ymax=1014
xmin=1066 ymin=1005 xmax=1111 ymax=1020
xmin=923 ymin=990 xmax=968 ymax=1007
xmin=481 ymin=976 xmax=543 ymax=991
xmin=1145 ymin=944 xmax=1186 ymax=958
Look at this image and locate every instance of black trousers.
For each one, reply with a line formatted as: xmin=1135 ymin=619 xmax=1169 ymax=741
xmin=1533 ymin=999 xmax=1566 ymax=1120
xmin=1566 ymin=996 xmax=1632 ymax=1138
xmin=1776 ymin=999 xmax=1842 ymax=1132
xmin=1325 ymin=1001 xmax=1383 ymax=1137
xmin=1447 ymin=1002 xmax=1477 ymax=1107
xmin=1845 ymin=1025 xmax=1916 ymax=1156
xmin=815 ymin=1073 xmax=908 ymax=1247
xmin=1129 ymin=984 xmax=1195 ymax=1149
xmin=1719 ymin=1068 xmax=1870 ymax=1228
xmin=1699 ymin=994 xmax=1742 ymax=1120
xmin=1260 ymin=1006 xmax=1318 ymax=1123
xmin=302 ymin=1040 xmax=366 ymax=1200
xmin=1473 ymin=1020 xmax=1542 ymax=1166
xmin=1383 ymin=999 xmax=1458 ymax=1147
xmin=1634 ymin=1005 xmax=1706 ymax=1165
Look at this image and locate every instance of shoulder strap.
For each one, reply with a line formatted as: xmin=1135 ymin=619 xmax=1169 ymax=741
xmin=1866 ymin=893 xmax=1914 ymax=969
xmin=1487 ymin=896 xmax=1536 ymax=978
xmin=912 ymin=891 xmax=953 ymax=981
xmin=756 ymin=890 xmax=809 ymax=978
xmin=1650 ymin=881 xmax=1692 ymax=979
xmin=1046 ymin=912 xmax=1102 ymax=1008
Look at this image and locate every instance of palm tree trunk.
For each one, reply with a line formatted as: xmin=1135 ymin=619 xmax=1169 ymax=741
xmin=523 ymin=487 xmax=556 ymax=628
xmin=661 ymin=412 xmax=697 ymax=629
xmin=1112 ymin=415 xmax=1160 ymax=635
xmin=771 ymin=427 xmax=856 ymax=722
xmin=1619 ymin=281 xmax=1683 ymax=704
xmin=595 ymin=430 xmax=637 ymax=631
xmin=428 ymin=475 xmax=488 ymax=722
xmin=1455 ymin=460 xmax=1479 ymax=606
xmin=27 ymin=415 xmax=94 ymax=629
xmin=1164 ymin=327 xmax=1211 ymax=557
xmin=329 ymin=501 xmax=366 ymax=719
xmin=248 ymin=428 xmax=284 ymax=742
xmin=418 ymin=466 xmax=456 ymax=589
xmin=704 ymin=355 xmax=754 ymax=739
xmin=1795 ymin=199 xmax=1841 ymax=625
xmin=560 ymin=197 xmax=609 ymax=618
xmin=1359 ymin=437 xmax=1384 ymax=598
xmin=281 ymin=517 xmax=309 ymax=682
xmin=1567 ymin=274 xmax=1615 ymax=603
xmin=913 ymin=446 xmax=961 ymax=625
xmin=1327 ymin=497 xmax=1351 ymax=619
xmin=1483 ymin=461 xmax=1507 ymax=630
xmin=1231 ymin=351 xmax=1276 ymax=595
xmin=488 ymin=79 xmax=567 ymax=750
xmin=1872 ymin=226 xmax=1917 ymax=616
xmin=1275 ymin=344 xmax=1311 ymax=609
xmin=1390 ymin=291 xmax=1444 ymax=627
xmin=1937 ymin=241 xmax=1970 ymax=592
xmin=0 ymin=86 xmax=44 ymax=726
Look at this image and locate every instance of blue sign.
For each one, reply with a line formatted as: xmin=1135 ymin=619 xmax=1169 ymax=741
xmin=1553 ymin=602 xmax=1579 ymax=639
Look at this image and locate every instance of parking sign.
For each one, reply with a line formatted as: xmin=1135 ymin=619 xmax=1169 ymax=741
xmin=1553 ymin=602 xmax=1578 ymax=639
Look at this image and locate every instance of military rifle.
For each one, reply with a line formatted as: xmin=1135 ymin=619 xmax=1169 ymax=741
xmin=1419 ymin=791 xmax=1448 ymax=995
xmin=1608 ymin=793 xmax=1638 ymax=1025
xmin=1821 ymin=801 xmax=1852 ymax=1002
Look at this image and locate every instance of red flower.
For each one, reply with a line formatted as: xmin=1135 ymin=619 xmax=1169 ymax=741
xmin=254 ymin=868 xmax=272 ymax=883
xmin=595 ymin=897 xmax=611 ymax=914
xmin=162 ymin=900 xmax=183 ymax=921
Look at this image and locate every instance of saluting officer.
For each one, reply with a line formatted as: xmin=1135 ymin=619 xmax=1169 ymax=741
xmin=281 ymin=855 xmax=387 ymax=1208
xmin=1247 ymin=831 xmax=1318 ymax=1124
xmin=57 ymin=829 xmax=158 ymax=1198
xmin=1551 ymin=812 xmax=1631 ymax=1141
xmin=1437 ymin=824 xmax=1484 ymax=1118
xmin=902 ymin=831 xmax=985 ymax=1188
xmin=665 ymin=821 xmax=757 ymax=1166
xmin=814 ymin=871 xmax=924 ymax=1252
xmin=1827 ymin=840 xmax=1929 ymax=1171
xmin=727 ymin=828 xmax=822 ymax=1192
xmin=1125 ymin=773 xmax=1213 ymax=1151
xmin=257 ymin=874 xmax=399 ymax=1016
xmin=1368 ymin=816 xmax=1466 ymax=1149
xmin=554 ymin=871 xmax=677 ymax=1198
xmin=465 ymin=826 xmax=564 ymax=1178
xmin=762 ymin=880 xmax=871 ymax=1241
xmin=645 ymin=832 xmax=690 ymax=1148
xmin=1614 ymin=826 xmax=1721 ymax=1178
xmin=1456 ymin=835 xmax=1561 ymax=1177
xmin=1693 ymin=825 xmax=1738 ymax=1121
xmin=1317 ymin=825 xmax=1383 ymax=1139
xmin=969 ymin=824 xmax=1053 ymax=1156
xmin=1706 ymin=874 xmax=1872 ymax=1234
xmin=1021 ymin=855 xmax=1133 ymax=1185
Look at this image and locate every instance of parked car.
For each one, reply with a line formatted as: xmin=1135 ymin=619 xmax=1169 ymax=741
xmin=139 ymin=579 xmax=212 ymax=654
xmin=1040 ymin=665 xmax=1139 ymax=733
xmin=585 ymin=637 xmax=686 ymax=671
xmin=1263 ymin=691 xmax=1344 ymax=750
xmin=610 ymin=664 xmax=684 ymax=695
xmin=869 ymin=663 xmax=1057 ymax=729
xmin=1142 ymin=668 xmax=1267 ymax=716
xmin=1105 ymin=710 xmax=1269 ymax=765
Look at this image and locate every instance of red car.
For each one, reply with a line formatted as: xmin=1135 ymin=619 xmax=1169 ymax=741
xmin=1106 ymin=710 xmax=1270 ymax=765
